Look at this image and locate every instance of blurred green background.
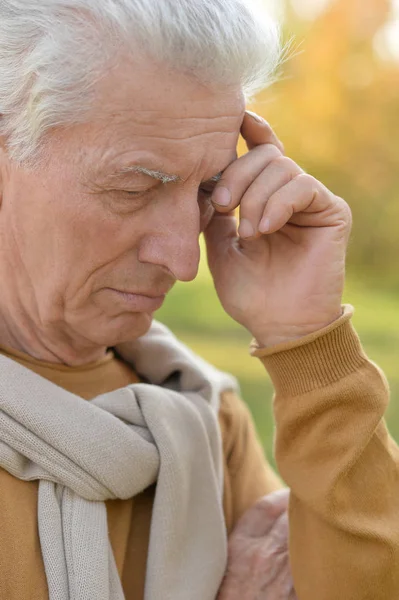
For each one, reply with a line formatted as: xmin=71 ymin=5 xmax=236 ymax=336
xmin=157 ymin=0 xmax=399 ymax=467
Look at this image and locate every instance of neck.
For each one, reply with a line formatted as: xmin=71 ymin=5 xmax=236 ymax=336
xmin=0 ymin=322 xmax=108 ymax=366
xmin=0 ymin=301 xmax=108 ymax=367
xmin=0 ymin=330 xmax=108 ymax=367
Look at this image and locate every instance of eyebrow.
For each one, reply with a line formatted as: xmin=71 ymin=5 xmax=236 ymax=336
xmin=209 ymin=172 xmax=223 ymax=184
xmin=115 ymin=165 xmax=223 ymax=185
xmin=118 ymin=165 xmax=182 ymax=184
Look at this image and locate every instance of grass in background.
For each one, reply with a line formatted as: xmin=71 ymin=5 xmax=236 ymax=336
xmin=156 ymin=251 xmax=399 ymax=466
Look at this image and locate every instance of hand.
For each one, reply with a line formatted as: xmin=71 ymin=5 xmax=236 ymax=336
xmin=204 ymin=111 xmax=352 ymax=347
xmin=217 ymin=489 xmax=297 ymax=600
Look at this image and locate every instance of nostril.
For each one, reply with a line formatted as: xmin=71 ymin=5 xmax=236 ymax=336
xmin=138 ymin=230 xmax=200 ymax=283
xmin=175 ymin=246 xmax=200 ymax=282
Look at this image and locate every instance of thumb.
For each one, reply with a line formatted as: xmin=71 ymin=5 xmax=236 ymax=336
xmin=242 ymin=111 xmax=285 ymax=153
xmin=204 ymin=212 xmax=237 ymax=274
xmin=233 ymin=489 xmax=290 ymax=538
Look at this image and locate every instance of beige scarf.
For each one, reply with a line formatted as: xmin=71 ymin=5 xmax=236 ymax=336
xmin=0 ymin=321 xmax=238 ymax=600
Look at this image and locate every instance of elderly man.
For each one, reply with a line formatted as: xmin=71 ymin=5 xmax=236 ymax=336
xmin=0 ymin=1 xmax=398 ymax=599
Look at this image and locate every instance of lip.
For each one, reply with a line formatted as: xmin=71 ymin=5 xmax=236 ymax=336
xmin=106 ymin=288 xmax=166 ymax=312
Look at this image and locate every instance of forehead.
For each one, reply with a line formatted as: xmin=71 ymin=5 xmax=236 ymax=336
xmin=86 ymin=56 xmax=245 ymax=179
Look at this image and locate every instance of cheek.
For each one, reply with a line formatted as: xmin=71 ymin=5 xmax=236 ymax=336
xmin=17 ymin=189 xmax=140 ymax=295
xmin=60 ymin=209 xmax=144 ymax=293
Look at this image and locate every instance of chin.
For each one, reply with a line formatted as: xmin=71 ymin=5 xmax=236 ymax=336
xmin=85 ymin=312 xmax=154 ymax=348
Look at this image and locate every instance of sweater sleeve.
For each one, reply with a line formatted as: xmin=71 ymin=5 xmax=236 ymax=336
xmin=251 ymin=305 xmax=399 ymax=600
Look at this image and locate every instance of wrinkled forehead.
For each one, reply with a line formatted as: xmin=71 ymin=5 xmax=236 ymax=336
xmin=93 ymin=54 xmax=246 ymax=120
xmin=83 ymin=58 xmax=246 ymax=179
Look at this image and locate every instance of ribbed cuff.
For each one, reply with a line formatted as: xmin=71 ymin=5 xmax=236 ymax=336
xmin=250 ymin=305 xmax=368 ymax=397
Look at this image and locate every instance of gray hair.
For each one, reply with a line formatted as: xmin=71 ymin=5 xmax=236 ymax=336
xmin=0 ymin=0 xmax=281 ymax=163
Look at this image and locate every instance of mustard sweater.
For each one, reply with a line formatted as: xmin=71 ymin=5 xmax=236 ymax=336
xmin=252 ymin=306 xmax=399 ymax=599
xmin=0 ymin=307 xmax=398 ymax=599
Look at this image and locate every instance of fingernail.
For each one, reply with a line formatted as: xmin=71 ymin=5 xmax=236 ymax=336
xmin=246 ymin=110 xmax=266 ymax=124
xmin=238 ymin=219 xmax=254 ymax=239
xmin=212 ymin=186 xmax=231 ymax=207
xmin=259 ymin=217 xmax=271 ymax=233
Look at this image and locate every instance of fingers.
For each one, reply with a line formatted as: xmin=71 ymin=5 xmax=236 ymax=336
xmin=255 ymin=489 xmax=290 ymax=520
xmin=261 ymin=559 xmax=295 ymax=600
xmin=212 ymin=153 xmax=302 ymax=240
xmin=211 ymin=112 xmax=308 ymax=240
xmin=211 ymin=110 xmax=344 ymax=243
xmin=212 ymin=143 xmax=282 ymax=212
xmin=257 ymin=174 xmax=337 ymax=234
xmin=211 ymin=111 xmax=284 ymax=215
xmin=238 ymin=157 xmax=303 ymax=239
xmin=242 ymin=111 xmax=285 ymax=153
xmin=232 ymin=489 xmax=290 ymax=538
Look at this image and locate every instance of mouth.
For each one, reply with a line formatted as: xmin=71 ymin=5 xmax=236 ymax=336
xmin=105 ymin=288 xmax=167 ymax=312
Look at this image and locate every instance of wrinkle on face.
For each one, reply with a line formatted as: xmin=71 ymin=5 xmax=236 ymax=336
xmin=0 ymin=55 xmax=245 ymax=364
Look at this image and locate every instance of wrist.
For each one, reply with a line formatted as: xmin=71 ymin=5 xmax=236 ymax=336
xmin=250 ymin=306 xmax=367 ymax=398
xmin=252 ymin=311 xmax=344 ymax=349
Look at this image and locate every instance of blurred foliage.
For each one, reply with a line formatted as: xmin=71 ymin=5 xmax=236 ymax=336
xmin=255 ymin=0 xmax=399 ymax=290
xmin=158 ymin=0 xmax=399 ymax=465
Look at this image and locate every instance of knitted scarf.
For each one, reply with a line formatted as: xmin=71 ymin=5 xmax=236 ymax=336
xmin=0 ymin=321 xmax=238 ymax=600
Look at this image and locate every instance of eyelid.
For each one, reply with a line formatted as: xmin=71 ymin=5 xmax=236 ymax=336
xmin=113 ymin=176 xmax=219 ymax=197
xmin=109 ymin=189 xmax=149 ymax=199
xmin=115 ymin=184 xmax=154 ymax=194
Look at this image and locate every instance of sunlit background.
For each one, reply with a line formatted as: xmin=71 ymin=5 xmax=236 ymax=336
xmin=157 ymin=0 xmax=399 ymax=466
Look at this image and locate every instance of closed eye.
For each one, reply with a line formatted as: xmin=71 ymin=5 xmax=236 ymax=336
xmin=199 ymin=172 xmax=222 ymax=196
xmin=199 ymin=181 xmax=218 ymax=197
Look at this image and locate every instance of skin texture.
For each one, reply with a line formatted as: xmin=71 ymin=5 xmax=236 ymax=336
xmin=217 ymin=489 xmax=297 ymax=600
xmin=206 ymin=114 xmax=352 ymax=347
xmin=0 ymin=58 xmax=244 ymax=365
xmin=0 ymin=54 xmax=352 ymax=599
xmin=0 ymin=58 xmax=351 ymax=363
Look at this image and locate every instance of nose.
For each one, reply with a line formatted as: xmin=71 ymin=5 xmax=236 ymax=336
xmin=138 ymin=193 xmax=201 ymax=282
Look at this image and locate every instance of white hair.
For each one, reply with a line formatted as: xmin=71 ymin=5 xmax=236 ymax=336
xmin=0 ymin=0 xmax=281 ymax=162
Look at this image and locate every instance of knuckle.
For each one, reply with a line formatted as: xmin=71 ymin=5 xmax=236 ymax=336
xmin=269 ymin=156 xmax=287 ymax=171
xmin=271 ymin=156 xmax=300 ymax=175
xmin=297 ymin=172 xmax=316 ymax=186
xmin=259 ymin=142 xmax=282 ymax=161
xmin=338 ymin=197 xmax=351 ymax=216
xmin=240 ymin=192 xmax=266 ymax=214
xmin=336 ymin=197 xmax=353 ymax=227
xmin=251 ymin=547 xmax=272 ymax=574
